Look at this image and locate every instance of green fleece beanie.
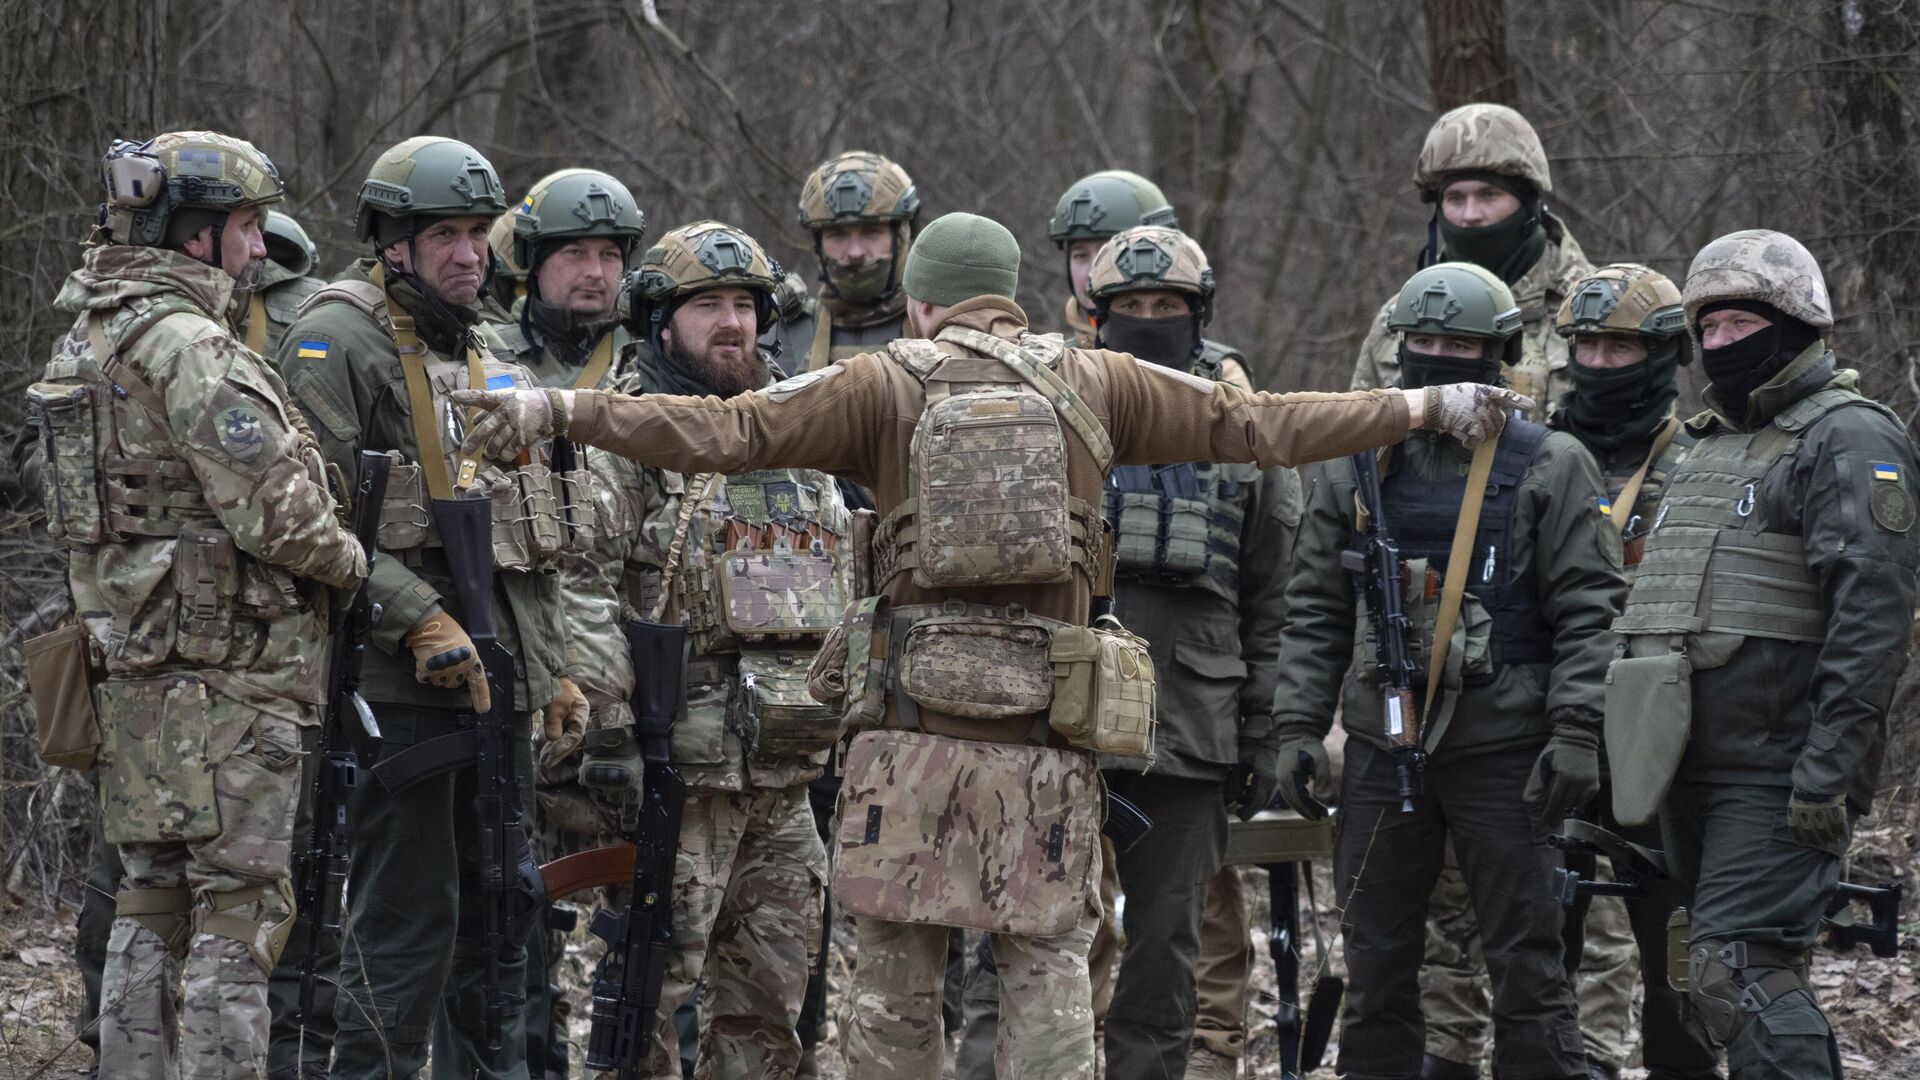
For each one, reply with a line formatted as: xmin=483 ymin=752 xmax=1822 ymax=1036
xmin=901 ymin=212 xmax=1020 ymax=305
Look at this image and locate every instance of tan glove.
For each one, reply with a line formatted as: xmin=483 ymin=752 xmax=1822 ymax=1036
xmin=403 ymin=607 xmax=490 ymax=714
xmin=1423 ymin=383 xmax=1535 ymax=447
xmin=449 ymin=387 xmax=568 ymax=462
xmin=543 ymin=676 xmax=589 ymax=741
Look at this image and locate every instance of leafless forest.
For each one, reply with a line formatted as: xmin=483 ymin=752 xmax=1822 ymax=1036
xmin=4 ymin=0 xmax=1920 ymax=1073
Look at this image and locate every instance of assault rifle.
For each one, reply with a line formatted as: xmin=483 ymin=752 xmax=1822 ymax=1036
xmin=1339 ymin=450 xmax=1424 ymax=812
xmin=294 ymin=450 xmax=389 ymax=1032
xmin=370 ymin=494 xmax=546 ymax=1051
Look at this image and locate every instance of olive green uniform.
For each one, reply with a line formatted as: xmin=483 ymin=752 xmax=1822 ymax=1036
xmin=1616 ymin=346 xmax=1917 ymax=1078
xmin=274 ymin=259 xmax=571 ymax=1080
xmin=1273 ymin=425 xmax=1625 ymax=1080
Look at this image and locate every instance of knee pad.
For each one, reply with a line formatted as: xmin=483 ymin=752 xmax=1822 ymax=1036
xmin=192 ymin=877 xmax=295 ymax=974
xmin=1685 ymin=938 xmax=1811 ymax=1045
xmin=115 ymin=886 xmax=193 ymax=956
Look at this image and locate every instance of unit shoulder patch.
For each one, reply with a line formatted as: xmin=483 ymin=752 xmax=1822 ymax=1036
xmin=763 ymin=365 xmax=843 ymax=402
xmin=1871 ymin=483 xmax=1914 ymax=533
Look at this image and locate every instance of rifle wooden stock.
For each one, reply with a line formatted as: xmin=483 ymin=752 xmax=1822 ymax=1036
xmin=540 ymin=843 xmax=637 ymax=900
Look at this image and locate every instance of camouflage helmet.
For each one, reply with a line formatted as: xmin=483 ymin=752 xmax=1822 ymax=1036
xmin=1048 ymin=170 xmax=1179 ymax=246
xmin=488 ymin=213 xmax=525 ymax=281
xmin=630 ymin=220 xmax=782 ymax=342
xmin=1387 ymin=261 xmax=1523 ymax=340
xmin=1682 ymin=229 xmax=1833 ymax=331
xmin=1556 ymin=264 xmax=1687 ymax=341
xmin=262 ymin=209 xmax=317 ymax=277
xmin=1086 ymin=226 xmax=1215 ymax=324
xmin=354 ymin=135 xmax=509 ymax=244
xmin=509 ymin=168 xmax=647 ymax=270
xmin=797 ymin=151 xmax=920 ymax=229
xmin=99 ymin=130 xmax=285 ymax=247
xmin=1413 ymin=103 xmax=1553 ymax=199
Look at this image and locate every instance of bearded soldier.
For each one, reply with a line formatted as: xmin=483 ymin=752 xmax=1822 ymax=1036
xmin=274 ymin=136 xmax=584 ymax=1080
xmin=1607 ymin=231 xmax=1917 ymax=1079
xmin=777 ymin=151 xmax=919 ymax=374
xmin=26 ymin=130 xmax=367 ymax=1079
xmin=447 ymin=210 xmax=1525 ymax=1078
xmin=1550 ymin=265 xmax=1719 ymax=1080
xmin=1271 ymin=262 xmax=1624 ymax=1080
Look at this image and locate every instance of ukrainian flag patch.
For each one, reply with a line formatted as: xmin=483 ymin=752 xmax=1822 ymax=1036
xmin=1597 ymin=495 xmax=1612 ymax=515
xmin=486 ymin=373 xmax=516 ymax=391
xmin=1873 ymin=462 xmax=1900 ymax=482
xmin=518 ymin=195 xmax=534 ymax=214
xmin=295 ymin=339 xmax=329 ymax=360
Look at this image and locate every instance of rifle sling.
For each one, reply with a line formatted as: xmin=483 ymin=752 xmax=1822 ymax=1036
xmin=1420 ymin=437 xmax=1497 ymax=750
xmin=1610 ymin=415 xmax=1678 ymax=533
xmin=369 ymin=728 xmax=480 ymax=794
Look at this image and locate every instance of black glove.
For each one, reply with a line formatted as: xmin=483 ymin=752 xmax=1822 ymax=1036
xmin=1234 ymin=723 xmax=1329 ymax=822
xmin=1524 ymin=719 xmax=1600 ymax=828
xmin=1786 ymin=790 xmax=1848 ymax=852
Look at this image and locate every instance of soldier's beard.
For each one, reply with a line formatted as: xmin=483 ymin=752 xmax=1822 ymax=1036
xmin=229 ymin=259 xmax=267 ymax=294
xmin=667 ymin=331 xmax=763 ymax=399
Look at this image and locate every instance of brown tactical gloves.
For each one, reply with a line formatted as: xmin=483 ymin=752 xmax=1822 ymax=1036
xmin=1525 ymin=717 xmax=1600 ymax=828
xmin=1787 ymin=791 xmax=1849 ymax=853
xmin=1255 ymin=722 xmax=1332 ymax=822
xmin=1423 ymin=383 xmax=1535 ymax=446
xmin=449 ymin=387 xmax=569 ymax=461
xmin=403 ymin=607 xmax=490 ymax=713
xmin=543 ymin=676 xmax=589 ymax=741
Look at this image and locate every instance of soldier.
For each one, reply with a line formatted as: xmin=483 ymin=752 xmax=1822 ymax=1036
xmin=1047 ymin=169 xmax=1177 ymax=349
xmin=488 ymin=210 xmax=528 ymax=311
xmin=1608 ymin=231 xmax=1918 ymax=1079
xmin=240 ymin=209 xmax=328 ymax=357
xmin=27 ymin=130 xmax=367 ymax=1079
xmin=1549 ymin=265 xmax=1719 ymax=1080
xmin=776 ymin=150 xmax=919 ymax=374
xmin=448 ymin=210 xmax=1526 ymax=1078
xmin=274 ymin=135 xmax=584 ymax=1080
xmin=1270 ymin=261 xmax=1624 ymax=1080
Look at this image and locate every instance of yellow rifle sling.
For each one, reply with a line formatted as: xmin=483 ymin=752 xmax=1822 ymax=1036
xmin=370 ymin=262 xmax=487 ymax=497
xmin=244 ymin=293 xmax=268 ymax=354
xmin=1421 ymin=437 xmax=1498 ymax=735
xmin=1610 ymin=415 xmax=1679 ymax=533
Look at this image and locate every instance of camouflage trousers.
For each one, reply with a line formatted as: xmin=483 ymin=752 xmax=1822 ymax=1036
xmin=100 ymin=710 xmax=304 ymax=1080
xmin=643 ymin=782 xmax=827 ymax=1080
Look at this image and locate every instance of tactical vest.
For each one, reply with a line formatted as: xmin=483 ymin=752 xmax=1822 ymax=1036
xmin=667 ymin=467 xmax=853 ymax=762
xmin=1379 ymin=420 xmax=1555 ymax=667
xmin=1613 ymin=388 xmax=1882 ymax=645
xmin=299 ymin=276 xmax=592 ymax=572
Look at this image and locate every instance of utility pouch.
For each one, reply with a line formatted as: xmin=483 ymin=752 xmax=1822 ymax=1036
xmin=517 ymin=462 xmax=566 ymax=561
xmin=1605 ymin=647 xmax=1692 ymax=827
xmin=718 ymin=546 xmax=845 ymax=641
xmin=173 ymin=525 xmax=240 ymax=665
xmin=670 ymin=675 xmax=734 ymax=767
xmin=740 ymin=650 xmax=842 ymax=757
xmin=554 ymin=465 xmax=599 ymax=552
xmin=98 ymin=674 xmax=246 ymax=843
xmin=25 ymin=623 xmax=102 ymax=769
xmin=1667 ymin=907 xmax=1692 ymax=993
xmin=900 ymin=606 xmax=1054 ymax=720
xmin=27 ymin=381 xmax=105 ymax=545
xmin=1047 ymin=617 xmax=1156 ymax=761
xmin=807 ymin=620 xmax=850 ymax=713
xmin=912 ymin=389 xmax=1073 ymax=587
xmin=833 ymin=729 xmax=1098 ymax=936
xmin=849 ymin=508 xmax=878 ymax=599
xmin=824 ymin=596 xmax=890 ymax=731
xmin=377 ymin=456 xmax=429 ymax=550
xmin=484 ymin=470 xmax=536 ymax=572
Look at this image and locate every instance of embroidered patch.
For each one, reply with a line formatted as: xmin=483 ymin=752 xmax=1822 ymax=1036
xmin=1871 ymin=483 xmax=1914 ymax=533
xmin=1597 ymin=495 xmax=1613 ymax=516
xmin=295 ymin=339 xmax=329 ymax=360
xmin=1595 ymin=513 xmax=1625 ymax=570
xmin=763 ymin=365 xmax=842 ymax=402
xmin=216 ymin=405 xmax=266 ymax=463
xmin=1871 ymin=461 xmax=1900 ymax=483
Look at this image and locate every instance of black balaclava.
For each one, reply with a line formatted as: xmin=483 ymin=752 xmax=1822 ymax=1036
xmin=1397 ymin=339 xmax=1495 ymax=391
xmin=1697 ymin=299 xmax=1821 ymax=424
xmin=1556 ymin=336 xmax=1682 ymax=452
xmin=1097 ymin=296 xmax=1201 ymax=366
xmin=1431 ymin=171 xmax=1547 ymax=286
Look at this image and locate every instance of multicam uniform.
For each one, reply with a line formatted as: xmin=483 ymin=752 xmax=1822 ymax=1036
xmin=28 ymin=131 xmax=366 ymax=1080
xmin=776 ymin=151 xmax=919 ymax=374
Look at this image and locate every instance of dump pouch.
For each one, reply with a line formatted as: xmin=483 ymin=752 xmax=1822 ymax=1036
xmin=1605 ymin=647 xmax=1692 ymax=827
xmin=739 ymin=650 xmax=842 ymax=757
xmin=1047 ymin=617 xmax=1156 ymax=760
xmin=833 ymin=729 xmax=1098 ymax=936
xmin=899 ymin=606 xmax=1055 ymax=720
xmin=25 ymin=622 xmax=101 ymax=770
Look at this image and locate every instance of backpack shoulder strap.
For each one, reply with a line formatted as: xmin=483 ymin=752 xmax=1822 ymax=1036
xmin=935 ymin=325 xmax=1114 ymax=471
xmin=885 ymin=338 xmax=946 ymax=383
xmin=299 ymin=279 xmax=387 ymax=323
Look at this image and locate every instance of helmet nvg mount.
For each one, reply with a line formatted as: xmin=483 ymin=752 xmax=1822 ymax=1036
xmin=1556 ymin=263 xmax=1687 ymax=342
xmin=1087 ymin=225 xmax=1215 ymax=324
xmin=99 ymin=130 xmax=285 ymax=248
xmin=1388 ymin=261 xmax=1524 ymax=375
xmin=630 ymin=220 xmax=782 ymax=347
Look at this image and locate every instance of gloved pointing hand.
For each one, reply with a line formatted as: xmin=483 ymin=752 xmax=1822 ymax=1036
xmin=404 ymin=607 xmax=490 ymax=714
xmin=1524 ymin=721 xmax=1600 ymax=828
xmin=449 ymin=387 xmax=570 ymax=461
xmin=1423 ymin=383 xmax=1534 ymax=446
xmin=1239 ymin=723 xmax=1331 ymax=822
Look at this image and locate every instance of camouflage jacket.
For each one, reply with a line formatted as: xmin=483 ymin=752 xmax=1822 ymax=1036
xmin=276 ymin=258 xmax=570 ymax=714
xmin=40 ymin=244 xmax=364 ymax=722
xmin=1348 ymin=212 xmax=1593 ymax=419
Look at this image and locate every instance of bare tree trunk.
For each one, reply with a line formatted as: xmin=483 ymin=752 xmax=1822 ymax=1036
xmin=1423 ymin=0 xmax=1516 ymax=108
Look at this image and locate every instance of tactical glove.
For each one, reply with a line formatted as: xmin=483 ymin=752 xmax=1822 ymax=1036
xmin=1248 ymin=724 xmax=1331 ymax=822
xmin=1423 ymin=383 xmax=1534 ymax=447
xmin=403 ymin=607 xmax=490 ymax=714
xmin=1787 ymin=790 xmax=1848 ymax=852
xmin=579 ymin=727 xmax=645 ymax=831
xmin=449 ymin=387 xmax=569 ymax=462
xmin=543 ymin=676 xmax=589 ymax=741
xmin=1523 ymin=721 xmax=1600 ymax=828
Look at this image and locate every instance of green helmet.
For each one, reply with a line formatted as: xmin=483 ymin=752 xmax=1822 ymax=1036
xmin=509 ymin=168 xmax=647 ymax=271
xmin=1556 ymin=264 xmax=1687 ymax=342
xmin=354 ymin=135 xmax=509 ymax=245
xmin=1388 ymin=261 xmax=1523 ymax=377
xmin=262 ymin=210 xmax=317 ymax=277
xmin=1086 ymin=226 xmax=1215 ymax=323
xmin=1413 ymin=103 xmax=1552 ymax=200
xmin=99 ymin=130 xmax=285 ymax=247
xmin=1048 ymin=170 xmax=1178 ymax=246
xmin=630 ymin=220 xmax=782 ymax=346
xmin=1682 ymin=229 xmax=1832 ymax=331
xmin=797 ymin=151 xmax=920 ymax=229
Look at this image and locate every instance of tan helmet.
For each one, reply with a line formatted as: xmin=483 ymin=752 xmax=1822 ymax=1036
xmin=1681 ymin=229 xmax=1833 ymax=331
xmin=1556 ymin=264 xmax=1687 ymax=340
xmin=99 ymin=130 xmax=285 ymax=248
xmin=630 ymin=220 xmax=782 ymax=346
xmin=1413 ymin=103 xmax=1552 ymax=199
xmin=1087 ymin=226 xmax=1215 ymax=324
xmin=489 ymin=213 xmax=524 ymax=280
xmin=797 ymin=151 xmax=920 ymax=228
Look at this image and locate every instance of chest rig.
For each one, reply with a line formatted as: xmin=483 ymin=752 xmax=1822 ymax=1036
xmin=1613 ymin=388 xmax=1880 ymax=645
xmin=1377 ymin=420 xmax=1554 ymax=667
